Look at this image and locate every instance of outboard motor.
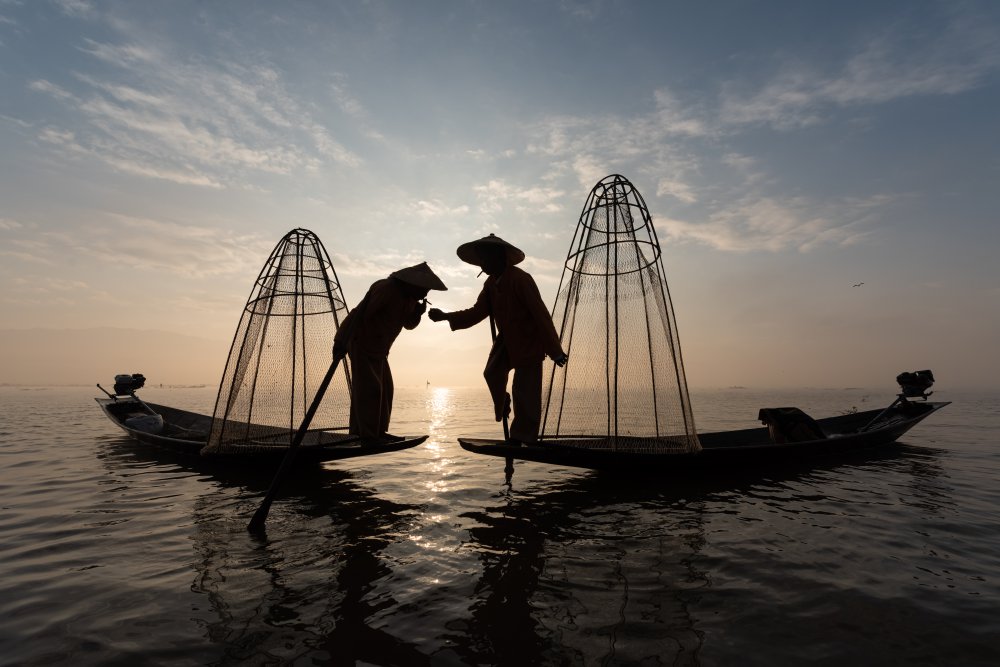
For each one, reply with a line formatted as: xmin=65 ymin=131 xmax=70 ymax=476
xmin=896 ymin=369 xmax=934 ymax=400
xmin=113 ymin=373 xmax=147 ymax=396
xmin=859 ymin=369 xmax=936 ymax=432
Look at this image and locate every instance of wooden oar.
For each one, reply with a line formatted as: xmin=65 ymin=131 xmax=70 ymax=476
xmin=489 ymin=313 xmax=516 ymax=484
xmin=247 ymin=357 xmax=342 ymax=533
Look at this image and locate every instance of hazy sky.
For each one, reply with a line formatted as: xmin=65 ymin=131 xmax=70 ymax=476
xmin=2 ymin=0 xmax=998 ymax=390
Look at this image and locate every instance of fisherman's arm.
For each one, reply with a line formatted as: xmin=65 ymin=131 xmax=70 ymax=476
xmin=428 ymin=286 xmax=489 ymax=330
xmin=518 ymin=272 xmax=568 ymax=365
xmin=402 ymin=297 xmax=426 ymax=330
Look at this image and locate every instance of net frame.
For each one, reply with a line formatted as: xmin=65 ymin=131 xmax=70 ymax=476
xmin=540 ymin=174 xmax=700 ymax=454
xmin=204 ymin=228 xmax=353 ymax=453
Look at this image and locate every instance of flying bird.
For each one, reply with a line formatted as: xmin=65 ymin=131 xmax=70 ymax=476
xmin=853 ymin=282 xmax=864 ymax=287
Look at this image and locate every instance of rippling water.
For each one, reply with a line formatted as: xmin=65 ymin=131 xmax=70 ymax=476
xmin=1 ymin=384 xmax=998 ymax=665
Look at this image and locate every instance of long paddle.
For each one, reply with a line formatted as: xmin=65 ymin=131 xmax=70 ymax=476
xmin=247 ymin=357 xmax=342 ymax=533
xmin=489 ymin=313 xmax=516 ymax=485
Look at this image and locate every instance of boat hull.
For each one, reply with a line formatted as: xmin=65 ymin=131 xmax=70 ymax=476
xmin=97 ymin=397 xmax=426 ymax=464
xmin=459 ymin=401 xmax=949 ymax=472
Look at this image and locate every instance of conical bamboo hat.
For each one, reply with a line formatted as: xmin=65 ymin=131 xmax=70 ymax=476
xmin=389 ymin=262 xmax=447 ymax=290
xmin=456 ymin=233 xmax=526 ymax=267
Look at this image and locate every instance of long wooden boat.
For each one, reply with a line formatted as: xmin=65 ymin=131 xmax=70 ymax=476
xmin=459 ymin=398 xmax=949 ymax=473
xmin=97 ymin=396 xmax=427 ymax=464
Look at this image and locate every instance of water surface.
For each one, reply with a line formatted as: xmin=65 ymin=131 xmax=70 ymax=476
xmin=1 ymin=385 xmax=998 ymax=665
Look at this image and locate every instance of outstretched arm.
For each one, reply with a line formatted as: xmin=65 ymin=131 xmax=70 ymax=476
xmin=428 ymin=285 xmax=490 ymax=330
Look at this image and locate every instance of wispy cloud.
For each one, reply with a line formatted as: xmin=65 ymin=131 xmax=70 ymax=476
xmin=53 ymin=0 xmax=95 ymax=19
xmin=0 ymin=275 xmax=124 ymax=307
xmin=719 ymin=13 xmax=1000 ymax=129
xmin=85 ymin=215 xmax=274 ymax=277
xmin=656 ymin=178 xmax=697 ymax=204
xmin=28 ymin=25 xmax=363 ymax=188
xmin=2 ymin=216 xmax=274 ymax=278
xmin=515 ymin=10 xmax=999 ymax=255
xmin=404 ymin=199 xmax=471 ymax=220
xmin=331 ymin=250 xmax=437 ymax=279
xmin=558 ymin=0 xmax=605 ymax=21
xmin=655 ymin=194 xmax=889 ymax=253
xmin=474 ymin=179 xmax=565 ymax=215
xmin=0 ymin=217 xmax=23 ymax=230
xmin=525 ymin=90 xmax=707 ymax=197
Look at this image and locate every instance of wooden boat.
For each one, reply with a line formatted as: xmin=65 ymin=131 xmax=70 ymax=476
xmin=459 ymin=397 xmax=949 ymax=473
xmin=96 ymin=395 xmax=427 ymax=464
xmin=93 ymin=230 xmax=431 ymax=471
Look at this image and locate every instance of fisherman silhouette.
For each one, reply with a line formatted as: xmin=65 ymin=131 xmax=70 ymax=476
xmin=429 ymin=234 xmax=567 ymax=445
xmin=335 ymin=262 xmax=447 ymax=442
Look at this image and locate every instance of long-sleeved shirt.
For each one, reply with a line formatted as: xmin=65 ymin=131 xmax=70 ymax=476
xmin=447 ymin=265 xmax=562 ymax=366
xmin=335 ymin=278 xmax=422 ymax=356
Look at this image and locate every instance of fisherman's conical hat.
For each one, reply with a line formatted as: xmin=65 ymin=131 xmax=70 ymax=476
xmin=389 ymin=262 xmax=448 ymax=290
xmin=456 ymin=233 xmax=526 ymax=267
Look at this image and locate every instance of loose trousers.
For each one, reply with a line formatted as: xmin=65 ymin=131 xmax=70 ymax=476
xmin=348 ymin=350 xmax=393 ymax=438
xmin=484 ymin=340 xmax=543 ymax=443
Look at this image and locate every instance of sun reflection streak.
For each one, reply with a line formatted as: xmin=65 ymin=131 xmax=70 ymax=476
xmin=412 ymin=386 xmax=458 ymax=554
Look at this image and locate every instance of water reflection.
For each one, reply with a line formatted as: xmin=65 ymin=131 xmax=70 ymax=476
xmin=89 ymin=394 xmax=956 ymax=665
xmin=423 ymin=387 xmax=457 ymax=498
xmin=449 ymin=444 xmax=947 ymax=666
xmin=97 ymin=436 xmax=432 ymax=665
xmin=451 ymin=474 xmax=711 ymax=665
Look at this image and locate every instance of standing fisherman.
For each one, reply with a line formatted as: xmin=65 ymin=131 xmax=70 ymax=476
xmin=335 ymin=262 xmax=447 ymax=442
xmin=429 ymin=234 xmax=568 ymax=444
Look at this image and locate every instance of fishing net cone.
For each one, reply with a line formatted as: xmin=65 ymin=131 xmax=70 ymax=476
xmin=203 ymin=228 xmax=352 ymax=453
xmin=541 ymin=175 xmax=700 ymax=454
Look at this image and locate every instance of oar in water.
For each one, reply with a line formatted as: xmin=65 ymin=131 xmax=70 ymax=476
xmin=247 ymin=357 xmax=342 ymax=533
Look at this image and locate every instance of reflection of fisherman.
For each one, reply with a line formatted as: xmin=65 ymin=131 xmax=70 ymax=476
xmin=334 ymin=262 xmax=447 ymax=441
xmin=429 ymin=234 xmax=567 ymax=444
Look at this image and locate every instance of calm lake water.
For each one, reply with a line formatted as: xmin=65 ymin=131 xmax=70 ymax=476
xmin=1 ymin=384 xmax=998 ymax=666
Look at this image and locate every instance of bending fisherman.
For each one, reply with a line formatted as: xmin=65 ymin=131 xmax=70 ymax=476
xmin=335 ymin=262 xmax=447 ymax=441
xmin=429 ymin=234 xmax=567 ymax=444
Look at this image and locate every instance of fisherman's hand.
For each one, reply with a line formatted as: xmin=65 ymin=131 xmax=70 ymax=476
xmin=552 ymin=352 xmax=569 ymax=367
xmin=332 ymin=342 xmax=348 ymax=361
xmin=428 ymin=308 xmax=448 ymax=322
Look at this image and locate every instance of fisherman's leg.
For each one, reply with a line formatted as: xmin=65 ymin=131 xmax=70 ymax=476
xmin=379 ymin=357 xmax=394 ymax=436
xmin=348 ymin=351 xmax=383 ymax=439
xmin=483 ymin=342 xmax=512 ymax=422
xmin=509 ymin=359 xmax=543 ymax=443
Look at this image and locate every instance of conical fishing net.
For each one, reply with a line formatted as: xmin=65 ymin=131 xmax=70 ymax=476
xmin=541 ymin=175 xmax=700 ymax=453
xmin=203 ymin=228 xmax=353 ymax=453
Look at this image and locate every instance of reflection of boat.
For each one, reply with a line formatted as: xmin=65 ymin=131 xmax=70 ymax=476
xmin=449 ymin=472 xmax=710 ymax=664
xmin=451 ymin=439 xmax=947 ymax=665
xmin=460 ymin=396 xmax=948 ymax=473
xmin=92 ymin=434 xmax=432 ymax=664
xmin=97 ymin=395 xmax=427 ymax=464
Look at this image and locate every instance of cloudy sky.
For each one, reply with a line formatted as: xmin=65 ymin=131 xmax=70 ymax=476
xmin=1 ymin=0 xmax=998 ymax=389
